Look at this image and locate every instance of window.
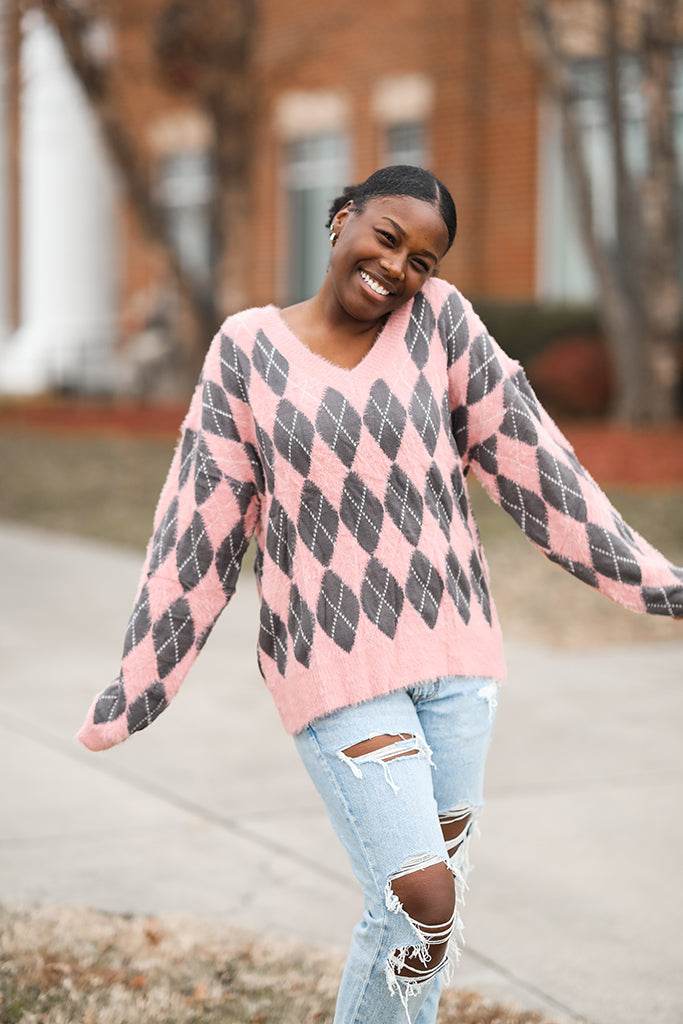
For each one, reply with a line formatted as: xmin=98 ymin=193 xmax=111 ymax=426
xmin=284 ymin=132 xmax=349 ymax=304
xmin=539 ymin=50 xmax=683 ymax=302
xmin=372 ymin=74 xmax=433 ymax=171
xmin=384 ymin=122 xmax=427 ymax=168
xmin=158 ymin=150 xmax=214 ymax=285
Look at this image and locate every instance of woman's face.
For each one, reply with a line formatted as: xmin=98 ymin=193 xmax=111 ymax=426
xmin=327 ymin=195 xmax=450 ymax=324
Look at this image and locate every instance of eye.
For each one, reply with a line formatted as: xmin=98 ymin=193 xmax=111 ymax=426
xmin=411 ymin=257 xmax=430 ymax=273
xmin=376 ymin=229 xmax=396 ymax=245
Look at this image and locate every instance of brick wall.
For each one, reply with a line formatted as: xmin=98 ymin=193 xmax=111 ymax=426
xmin=6 ymin=0 xmax=544 ymax=363
xmin=250 ymin=0 xmax=541 ymax=305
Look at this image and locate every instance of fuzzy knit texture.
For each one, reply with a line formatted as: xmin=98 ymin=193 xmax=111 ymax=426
xmin=78 ymin=278 xmax=683 ymax=751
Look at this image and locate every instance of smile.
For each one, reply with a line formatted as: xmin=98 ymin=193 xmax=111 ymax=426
xmin=359 ymin=270 xmax=390 ymax=296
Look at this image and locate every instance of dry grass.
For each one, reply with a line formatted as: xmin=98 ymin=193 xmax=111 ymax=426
xmin=0 ymin=428 xmax=174 ymax=551
xmin=0 ymin=904 xmax=560 ymax=1024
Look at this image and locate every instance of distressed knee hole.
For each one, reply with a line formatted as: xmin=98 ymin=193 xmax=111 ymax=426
xmin=384 ymin=810 xmax=484 ymax=1007
xmin=390 ymin=859 xmax=455 ymax=927
xmin=387 ymin=859 xmax=455 ymax=982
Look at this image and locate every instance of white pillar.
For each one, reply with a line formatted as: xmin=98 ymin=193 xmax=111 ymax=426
xmin=0 ymin=10 xmax=118 ymax=394
xmin=0 ymin=0 xmax=11 ymax=346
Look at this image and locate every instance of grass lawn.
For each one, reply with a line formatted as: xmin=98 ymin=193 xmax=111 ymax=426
xmin=0 ymin=904 xmax=558 ymax=1024
xmin=0 ymin=429 xmax=175 ymax=551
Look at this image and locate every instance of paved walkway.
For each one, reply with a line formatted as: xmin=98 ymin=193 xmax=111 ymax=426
xmin=1 ymin=521 xmax=682 ymax=1024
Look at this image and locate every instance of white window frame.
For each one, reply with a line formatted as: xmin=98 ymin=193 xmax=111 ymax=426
xmin=158 ymin=148 xmax=215 ymax=286
xmin=275 ymin=90 xmax=351 ymax=305
xmin=283 ymin=132 xmax=350 ymax=304
xmin=373 ymin=73 xmax=433 ymax=170
xmin=383 ymin=121 xmax=428 ymax=169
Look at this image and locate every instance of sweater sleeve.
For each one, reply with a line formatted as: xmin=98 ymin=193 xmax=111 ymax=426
xmin=439 ymin=286 xmax=683 ymax=619
xmin=77 ymin=321 xmax=262 ymax=751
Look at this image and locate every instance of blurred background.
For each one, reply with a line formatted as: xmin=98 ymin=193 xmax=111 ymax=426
xmin=0 ymin=6 xmax=682 ymax=1022
xmin=0 ymin=0 xmax=681 ymax=418
xmin=0 ymin=0 xmax=682 ymax=635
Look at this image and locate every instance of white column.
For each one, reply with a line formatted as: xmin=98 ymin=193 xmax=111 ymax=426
xmin=0 ymin=0 xmax=11 ymax=346
xmin=0 ymin=10 xmax=118 ymax=394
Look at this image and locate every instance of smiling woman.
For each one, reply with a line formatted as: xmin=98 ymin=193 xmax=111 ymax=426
xmin=281 ymin=166 xmax=455 ymax=371
xmin=76 ymin=165 xmax=683 ymax=1024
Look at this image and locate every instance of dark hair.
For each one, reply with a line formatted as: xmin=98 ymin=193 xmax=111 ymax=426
xmin=326 ymin=165 xmax=457 ymax=252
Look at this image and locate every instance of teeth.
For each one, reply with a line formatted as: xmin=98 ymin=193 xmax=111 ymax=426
xmin=360 ymin=270 xmax=389 ymax=296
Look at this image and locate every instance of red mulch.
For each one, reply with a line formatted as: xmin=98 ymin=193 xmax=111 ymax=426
xmin=564 ymin=422 xmax=683 ymax=488
xmin=0 ymin=399 xmax=187 ymax=439
xmin=1 ymin=399 xmax=682 ymax=488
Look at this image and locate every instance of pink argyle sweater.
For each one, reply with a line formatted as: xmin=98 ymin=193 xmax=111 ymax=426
xmin=78 ymin=278 xmax=683 ymax=750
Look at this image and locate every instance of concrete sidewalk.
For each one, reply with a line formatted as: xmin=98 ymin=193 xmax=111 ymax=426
xmin=1 ymin=521 xmax=681 ymax=1024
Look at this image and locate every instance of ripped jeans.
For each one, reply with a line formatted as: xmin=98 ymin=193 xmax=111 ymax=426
xmin=293 ymin=675 xmax=499 ymax=1024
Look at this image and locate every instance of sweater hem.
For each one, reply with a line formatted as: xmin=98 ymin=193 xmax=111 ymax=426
xmin=278 ymin=656 xmax=508 ymax=736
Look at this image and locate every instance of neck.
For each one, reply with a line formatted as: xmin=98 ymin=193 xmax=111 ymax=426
xmin=280 ymin=279 xmax=390 ymax=371
xmin=311 ymin=275 xmax=387 ymax=340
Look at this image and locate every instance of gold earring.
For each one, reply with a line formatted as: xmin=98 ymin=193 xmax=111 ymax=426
xmin=330 ymin=230 xmax=337 ymax=247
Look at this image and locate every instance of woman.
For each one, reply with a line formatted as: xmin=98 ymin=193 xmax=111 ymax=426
xmin=78 ymin=165 xmax=682 ymax=1024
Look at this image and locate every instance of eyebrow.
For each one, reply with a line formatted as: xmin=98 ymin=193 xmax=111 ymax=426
xmin=381 ymin=217 xmax=438 ymax=263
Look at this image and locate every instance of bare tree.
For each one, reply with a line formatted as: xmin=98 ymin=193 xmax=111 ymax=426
xmin=526 ymin=0 xmax=682 ymax=423
xmin=29 ymin=0 xmax=255 ymax=373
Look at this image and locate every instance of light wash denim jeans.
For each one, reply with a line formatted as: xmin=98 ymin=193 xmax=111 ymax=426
xmin=293 ymin=675 xmax=499 ymax=1024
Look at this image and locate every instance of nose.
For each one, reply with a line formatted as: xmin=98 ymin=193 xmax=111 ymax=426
xmin=379 ymin=253 xmax=406 ymax=280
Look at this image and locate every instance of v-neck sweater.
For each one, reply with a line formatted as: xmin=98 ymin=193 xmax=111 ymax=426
xmin=78 ymin=278 xmax=683 ymax=750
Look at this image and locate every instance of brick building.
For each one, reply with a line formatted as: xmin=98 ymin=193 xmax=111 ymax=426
xmin=1 ymin=0 xmax=679 ymax=394
xmin=251 ymin=0 xmax=540 ymax=305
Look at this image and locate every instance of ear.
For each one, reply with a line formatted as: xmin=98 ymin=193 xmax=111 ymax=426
xmin=332 ymin=200 xmax=354 ymax=236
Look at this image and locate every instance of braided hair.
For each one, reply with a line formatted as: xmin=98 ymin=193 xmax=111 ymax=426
xmin=326 ymin=165 xmax=457 ymax=252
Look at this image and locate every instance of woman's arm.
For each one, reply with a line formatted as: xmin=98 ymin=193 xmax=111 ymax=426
xmin=77 ymin=325 xmax=262 ymax=751
xmin=440 ymin=286 xmax=683 ymax=618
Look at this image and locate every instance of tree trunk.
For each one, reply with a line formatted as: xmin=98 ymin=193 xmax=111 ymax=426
xmin=206 ymin=0 xmax=256 ymax=319
xmin=526 ymin=0 xmax=682 ymax=423
xmin=638 ymin=0 xmax=682 ymax=422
